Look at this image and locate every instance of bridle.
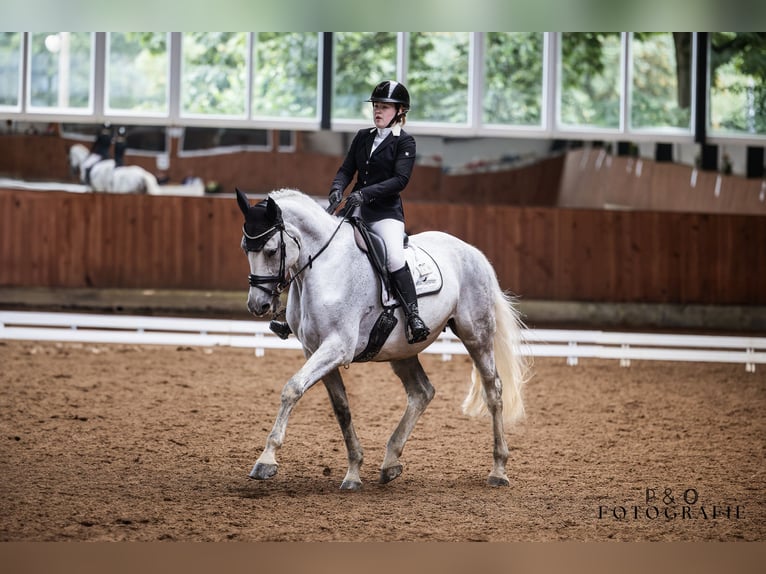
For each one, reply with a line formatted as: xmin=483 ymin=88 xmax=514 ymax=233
xmin=243 ymin=213 xmax=346 ymax=298
xmin=244 ymin=223 xmax=293 ymax=297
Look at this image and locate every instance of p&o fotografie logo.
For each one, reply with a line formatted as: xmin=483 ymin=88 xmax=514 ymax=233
xmin=598 ymin=487 xmax=744 ymax=521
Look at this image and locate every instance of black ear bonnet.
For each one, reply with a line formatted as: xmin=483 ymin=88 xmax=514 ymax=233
xmin=237 ymin=189 xmax=283 ymax=251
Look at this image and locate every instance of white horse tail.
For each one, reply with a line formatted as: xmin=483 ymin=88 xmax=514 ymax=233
xmin=141 ymin=170 xmax=161 ymax=195
xmin=462 ymin=289 xmax=529 ymax=427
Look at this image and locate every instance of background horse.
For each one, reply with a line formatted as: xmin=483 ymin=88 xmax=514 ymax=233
xmin=237 ymin=188 xmax=529 ymax=490
xmin=69 ymin=143 xmax=160 ymax=194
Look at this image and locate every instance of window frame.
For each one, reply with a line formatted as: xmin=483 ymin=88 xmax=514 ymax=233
xmin=3 ymin=32 xmax=764 ymax=146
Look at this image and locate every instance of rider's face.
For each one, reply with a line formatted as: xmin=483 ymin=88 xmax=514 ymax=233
xmin=372 ymin=102 xmax=397 ymax=129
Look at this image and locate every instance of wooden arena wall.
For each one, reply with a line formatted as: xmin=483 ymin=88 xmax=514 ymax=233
xmin=1 ymin=189 xmax=764 ymax=305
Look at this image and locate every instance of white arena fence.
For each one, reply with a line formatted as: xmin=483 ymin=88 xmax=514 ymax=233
xmin=1 ymin=311 xmax=764 ymax=372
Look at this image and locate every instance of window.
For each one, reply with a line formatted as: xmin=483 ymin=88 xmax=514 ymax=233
xmin=559 ymin=32 xmax=622 ymax=129
xmin=709 ymin=32 xmax=766 ymax=136
xmin=106 ymin=33 xmax=169 ymax=114
xmin=181 ymin=127 xmax=269 ymax=153
xmin=630 ymin=33 xmax=692 ymax=131
xmin=28 ymin=33 xmax=93 ymax=111
xmin=2 ymin=32 xmax=764 ymax=144
xmin=0 ymin=32 xmax=22 ymax=108
xmin=333 ymin=32 xmax=397 ymax=121
xmin=407 ymin=32 xmax=470 ymax=124
xmin=251 ymin=33 xmax=319 ymax=119
xmin=61 ymin=123 xmax=167 ymax=153
xmin=181 ymin=32 xmax=248 ymax=118
xmin=483 ymin=32 xmax=544 ymax=126
xmin=277 ymin=130 xmax=295 ymax=151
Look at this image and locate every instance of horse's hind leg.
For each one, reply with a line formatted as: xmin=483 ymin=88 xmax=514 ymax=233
xmin=380 ymin=356 xmax=435 ymax=484
xmin=323 ymin=369 xmax=364 ymax=491
xmin=453 ymin=320 xmax=510 ymax=486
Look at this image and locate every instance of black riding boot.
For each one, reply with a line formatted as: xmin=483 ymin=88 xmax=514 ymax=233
xmin=269 ymin=320 xmax=292 ymax=340
xmin=390 ymin=263 xmax=430 ymax=344
xmin=114 ymin=126 xmax=127 ymax=167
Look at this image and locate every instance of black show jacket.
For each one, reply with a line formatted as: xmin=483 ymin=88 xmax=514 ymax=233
xmin=330 ymin=127 xmax=416 ymax=223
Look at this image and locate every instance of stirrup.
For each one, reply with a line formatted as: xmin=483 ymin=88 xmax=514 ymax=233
xmin=269 ymin=320 xmax=292 ymax=340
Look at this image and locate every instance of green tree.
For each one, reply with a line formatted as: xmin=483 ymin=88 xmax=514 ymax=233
xmin=407 ymin=32 xmax=469 ymax=123
xmin=484 ymin=32 xmax=544 ymax=125
xmin=252 ymin=33 xmax=318 ymax=118
xmin=334 ymin=32 xmax=396 ymax=119
xmin=710 ymin=32 xmax=766 ymax=133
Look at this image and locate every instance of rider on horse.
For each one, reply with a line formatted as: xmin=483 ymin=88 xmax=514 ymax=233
xmin=90 ymin=123 xmax=128 ymax=165
xmin=270 ymin=80 xmax=430 ymax=345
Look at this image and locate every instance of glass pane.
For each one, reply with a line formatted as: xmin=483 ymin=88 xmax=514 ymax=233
xmin=710 ymin=32 xmax=766 ymax=136
xmin=407 ymin=32 xmax=469 ymax=123
xmin=182 ymin=127 xmax=269 ymax=151
xmin=181 ymin=32 xmax=247 ymax=117
xmin=333 ymin=32 xmax=397 ymax=120
xmin=483 ymin=32 xmax=544 ymax=126
xmin=28 ymin=33 xmax=92 ymax=110
xmin=107 ymin=33 xmax=168 ymax=114
xmin=560 ymin=32 xmax=622 ymax=128
xmin=0 ymin=32 xmax=22 ymax=107
xmin=251 ymin=33 xmax=318 ymax=119
xmin=631 ymin=33 xmax=692 ymax=130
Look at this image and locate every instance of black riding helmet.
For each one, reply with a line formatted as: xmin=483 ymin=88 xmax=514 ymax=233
xmin=366 ymin=80 xmax=410 ymax=127
xmin=366 ymin=80 xmax=410 ymax=111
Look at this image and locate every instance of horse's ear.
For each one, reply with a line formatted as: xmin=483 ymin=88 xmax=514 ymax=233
xmin=235 ymin=188 xmax=250 ymax=217
xmin=265 ymin=196 xmax=282 ymax=223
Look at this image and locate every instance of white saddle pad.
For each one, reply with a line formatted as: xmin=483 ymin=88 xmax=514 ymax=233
xmin=381 ymin=243 xmax=443 ymax=307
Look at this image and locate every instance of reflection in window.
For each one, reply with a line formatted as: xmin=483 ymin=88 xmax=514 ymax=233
xmin=631 ymin=33 xmax=692 ymax=130
xmin=181 ymin=127 xmax=269 ymax=152
xmin=28 ymin=33 xmax=92 ymax=110
xmin=0 ymin=33 xmax=22 ymax=108
xmin=483 ymin=32 xmax=544 ymax=126
xmin=251 ymin=33 xmax=318 ymax=119
xmin=710 ymin=33 xmax=766 ymax=136
xmin=61 ymin=123 xmax=167 ymax=152
xmin=408 ymin=32 xmax=470 ymax=123
xmin=333 ymin=32 xmax=397 ymax=120
xmin=182 ymin=33 xmax=247 ymax=117
xmin=560 ymin=32 xmax=622 ymax=129
xmin=107 ymin=33 xmax=168 ymax=114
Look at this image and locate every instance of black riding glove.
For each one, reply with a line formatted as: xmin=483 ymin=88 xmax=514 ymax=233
xmin=328 ymin=188 xmax=342 ymax=206
xmin=346 ymin=190 xmax=364 ymax=208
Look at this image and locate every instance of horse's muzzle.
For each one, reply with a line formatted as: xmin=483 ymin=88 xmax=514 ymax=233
xmin=246 ymin=291 xmax=275 ymax=317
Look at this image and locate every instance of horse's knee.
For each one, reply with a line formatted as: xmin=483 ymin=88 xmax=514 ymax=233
xmin=281 ymin=380 xmax=304 ymax=404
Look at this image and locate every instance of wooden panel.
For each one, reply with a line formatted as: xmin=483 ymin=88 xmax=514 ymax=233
xmin=1 ymin=189 xmax=764 ymax=305
xmin=559 ymin=148 xmax=766 ymax=215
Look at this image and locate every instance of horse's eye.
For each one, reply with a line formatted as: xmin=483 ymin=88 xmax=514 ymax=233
xmin=265 ymin=248 xmax=278 ymax=258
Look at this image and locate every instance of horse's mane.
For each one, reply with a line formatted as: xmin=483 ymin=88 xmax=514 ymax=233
xmin=269 ymin=188 xmax=336 ymax=221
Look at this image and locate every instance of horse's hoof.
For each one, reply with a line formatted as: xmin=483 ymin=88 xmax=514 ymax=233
xmin=340 ymin=479 xmax=362 ymax=491
xmin=379 ymin=464 xmax=403 ymax=484
xmin=249 ymin=462 xmax=278 ymax=480
xmin=487 ymin=474 xmax=510 ymax=487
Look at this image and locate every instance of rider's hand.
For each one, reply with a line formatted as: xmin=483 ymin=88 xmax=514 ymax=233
xmin=346 ymin=190 xmax=364 ymax=208
xmin=328 ymin=188 xmax=342 ymax=206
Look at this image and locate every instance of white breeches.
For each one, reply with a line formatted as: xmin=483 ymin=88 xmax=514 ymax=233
xmin=369 ymin=218 xmax=406 ymax=272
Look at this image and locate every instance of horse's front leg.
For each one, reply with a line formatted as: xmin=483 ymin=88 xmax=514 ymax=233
xmin=323 ymin=369 xmax=364 ymax=490
xmin=249 ymin=343 xmax=344 ymax=481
